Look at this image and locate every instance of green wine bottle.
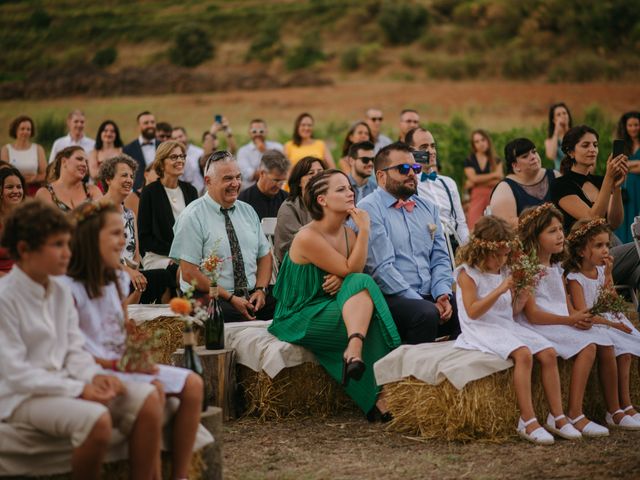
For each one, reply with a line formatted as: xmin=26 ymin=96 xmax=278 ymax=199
xmin=182 ymin=321 xmax=207 ymax=411
xmin=205 ymin=285 xmax=225 ymax=350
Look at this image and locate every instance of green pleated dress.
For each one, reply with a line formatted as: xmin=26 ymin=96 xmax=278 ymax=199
xmin=268 ymin=254 xmax=401 ymax=414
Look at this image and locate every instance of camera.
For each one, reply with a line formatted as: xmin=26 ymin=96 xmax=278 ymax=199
xmin=412 ymin=150 xmax=430 ymax=164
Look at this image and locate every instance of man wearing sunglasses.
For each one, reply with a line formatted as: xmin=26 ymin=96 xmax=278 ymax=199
xmin=365 ymin=108 xmax=392 ymax=154
xmin=237 ymin=119 xmax=284 ymax=192
xmin=356 ymin=142 xmax=460 ymax=345
xmin=406 ymin=127 xmax=469 ymax=254
xmin=347 ymin=141 xmax=377 ymax=202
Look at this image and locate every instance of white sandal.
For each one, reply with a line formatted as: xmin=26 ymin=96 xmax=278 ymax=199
xmin=623 ymin=405 xmax=640 ymax=422
xmin=517 ymin=417 xmax=554 ymax=445
xmin=606 ymin=409 xmax=640 ymax=430
xmin=545 ymin=414 xmax=581 ymax=440
xmin=567 ymin=414 xmax=609 ymax=437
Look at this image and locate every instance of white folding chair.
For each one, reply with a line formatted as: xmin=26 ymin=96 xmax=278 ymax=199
xmin=440 ymin=218 xmax=459 ymax=270
xmin=261 ymin=217 xmax=279 ymax=284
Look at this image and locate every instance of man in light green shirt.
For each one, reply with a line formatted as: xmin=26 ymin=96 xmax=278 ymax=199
xmin=170 ymin=151 xmax=274 ymax=322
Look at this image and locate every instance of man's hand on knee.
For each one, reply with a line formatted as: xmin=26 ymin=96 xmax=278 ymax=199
xmin=436 ymin=294 xmax=453 ymax=322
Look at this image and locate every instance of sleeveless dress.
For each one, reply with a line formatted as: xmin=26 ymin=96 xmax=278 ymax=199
xmin=454 ymin=264 xmax=552 ymax=359
xmin=46 ymin=183 xmax=91 ymax=213
xmin=614 ymin=148 xmax=640 ymax=244
xmin=516 ymin=264 xmax=612 ymax=358
xmin=567 ymin=266 xmax=640 ymax=357
xmin=500 ymin=169 xmax=555 ymax=216
xmin=268 ymin=247 xmax=401 ymax=414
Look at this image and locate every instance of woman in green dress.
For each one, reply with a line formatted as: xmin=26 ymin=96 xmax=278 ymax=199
xmin=268 ymin=169 xmax=401 ymax=419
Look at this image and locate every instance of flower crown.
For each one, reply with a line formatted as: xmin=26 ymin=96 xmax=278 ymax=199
xmin=518 ymin=202 xmax=556 ymax=230
xmin=72 ymin=200 xmax=115 ymax=224
xmin=566 ymin=217 xmax=608 ymax=244
xmin=470 ymin=236 xmax=514 ymax=251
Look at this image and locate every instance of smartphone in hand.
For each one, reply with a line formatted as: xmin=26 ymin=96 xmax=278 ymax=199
xmin=612 ymin=139 xmax=625 ymax=158
xmin=214 ymin=114 xmax=222 ymax=124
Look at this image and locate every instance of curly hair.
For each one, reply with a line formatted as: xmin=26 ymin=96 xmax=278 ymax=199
xmin=518 ymin=203 xmax=566 ymax=265
xmin=0 ymin=199 xmax=73 ymax=260
xmin=562 ymin=218 xmax=611 ymax=274
xmin=455 ymin=215 xmax=516 ymax=271
xmin=98 ymin=154 xmax=138 ymax=185
xmin=67 ymin=201 xmax=120 ymax=299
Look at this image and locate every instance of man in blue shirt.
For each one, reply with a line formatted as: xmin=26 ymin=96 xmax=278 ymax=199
xmin=346 ymin=141 xmax=377 ymax=203
xmin=170 ymin=151 xmax=275 ymax=322
xmin=357 ymin=142 xmax=460 ymax=344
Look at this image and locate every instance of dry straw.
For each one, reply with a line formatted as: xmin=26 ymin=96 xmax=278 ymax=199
xmin=238 ymin=363 xmax=356 ymax=420
xmin=136 ymin=316 xmax=203 ymax=364
xmin=384 ymin=356 xmax=640 ymax=442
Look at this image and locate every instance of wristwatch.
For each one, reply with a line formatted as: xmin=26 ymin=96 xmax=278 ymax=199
xmin=255 ymin=286 xmax=266 ymax=293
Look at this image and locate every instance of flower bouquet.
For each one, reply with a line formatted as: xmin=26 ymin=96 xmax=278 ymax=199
xmin=117 ymin=321 xmax=163 ymax=373
xmin=590 ymin=284 xmax=629 ymax=317
xmin=200 ymin=239 xmax=227 ymax=289
xmin=509 ymin=246 xmax=547 ymax=303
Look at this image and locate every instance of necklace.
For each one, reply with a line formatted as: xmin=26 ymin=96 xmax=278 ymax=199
xmin=165 ymin=185 xmax=180 ymax=204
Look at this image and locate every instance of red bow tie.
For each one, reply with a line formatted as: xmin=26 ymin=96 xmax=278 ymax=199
xmin=394 ymin=199 xmax=416 ymax=212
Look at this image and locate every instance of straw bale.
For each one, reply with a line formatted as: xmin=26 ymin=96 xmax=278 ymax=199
xmin=385 ymin=356 xmax=640 ymax=442
xmin=237 ymin=363 xmax=356 ymax=420
xmin=136 ymin=316 xmax=203 ymax=364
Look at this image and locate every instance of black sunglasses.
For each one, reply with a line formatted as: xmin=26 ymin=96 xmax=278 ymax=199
xmin=369 ymin=117 xmax=383 ymax=122
xmin=357 ymin=156 xmax=375 ymax=164
xmin=381 ymin=163 xmax=422 ymax=175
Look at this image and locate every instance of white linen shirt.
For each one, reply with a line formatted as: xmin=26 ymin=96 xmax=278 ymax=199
xmin=180 ymin=143 xmax=205 ymax=194
xmin=417 ymin=174 xmax=469 ymax=245
xmin=48 ymin=134 xmax=95 ymax=163
xmin=0 ymin=267 xmax=101 ymax=420
xmin=237 ymin=140 xmax=284 ymax=191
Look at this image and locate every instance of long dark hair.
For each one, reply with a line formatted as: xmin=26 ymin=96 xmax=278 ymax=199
xmin=0 ymin=167 xmax=26 ymax=218
xmin=292 ymin=112 xmax=314 ymax=146
xmin=288 ymin=156 xmax=328 ymax=202
xmin=341 ymin=121 xmax=372 ymax=157
xmin=95 ymin=120 xmax=124 ymax=150
xmin=518 ymin=203 xmax=566 ymax=266
xmin=67 ymin=201 xmax=120 ymax=299
xmin=470 ymin=129 xmax=499 ymax=171
xmin=616 ymin=111 xmax=640 ymax=156
xmin=547 ymin=103 xmax=573 ymax=138
xmin=560 ymin=125 xmax=599 ymax=175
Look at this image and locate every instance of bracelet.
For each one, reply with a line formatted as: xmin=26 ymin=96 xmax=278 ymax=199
xmin=228 ymin=294 xmax=235 ymax=303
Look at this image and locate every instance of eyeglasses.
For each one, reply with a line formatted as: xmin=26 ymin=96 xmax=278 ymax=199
xmin=251 ymin=129 xmax=265 ymax=135
xmin=167 ymin=154 xmax=187 ymax=161
xmin=357 ymin=156 xmax=375 ymax=164
xmin=369 ymin=117 xmax=383 ymax=122
xmin=381 ymin=163 xmax=422 ymax=175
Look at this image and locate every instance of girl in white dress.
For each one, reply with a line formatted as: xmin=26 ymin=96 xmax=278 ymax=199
xmin=565 ymin=217 xmax=640 ymax=429
xmin=455 ymin=215 xmax=579 ymax=444
xmin=517 ymin=203 xmax=613 ymax=437
xmin=65 ymin=200 xmax=204 ymax=480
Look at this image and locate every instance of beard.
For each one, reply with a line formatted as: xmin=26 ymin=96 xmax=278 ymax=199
xmin=141 ymin=127 xmax=156 ymax=140
xmin=385 ymin=175 xmax=417 ymax=199
xmin=355 ymin=165 xmax=372 ymax=179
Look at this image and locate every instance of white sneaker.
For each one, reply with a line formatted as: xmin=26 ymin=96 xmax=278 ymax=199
xmin=623 ymin=405 xmax=640 ymax=422
xmin=606 ymin=409 xmax=640 ymax=430
xmin=517 ymin=417 xmax=555 ymax=445
xmin=545 ymin=414 xmax=582 ymax=440
xmin=567 ymin=414 xmax=609 ymax=437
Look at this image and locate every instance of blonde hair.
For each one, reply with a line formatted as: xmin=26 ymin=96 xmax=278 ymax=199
xmin=152 ymin=140 xmax=185 ymax=178
xmin=455 ymin=215 xmax=516 ymax=271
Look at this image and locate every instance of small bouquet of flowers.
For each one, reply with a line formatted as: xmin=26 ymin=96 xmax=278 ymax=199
xmin=589 ymin=284 xmax=629 ymax=317
xmin=200 ymin=239 xmax=227 ymax=288
xmin=169 ymin=283 xmax=208 ymax=326
xmin=117 ymin=321 xmax=164 ymax=373
xmin=509 ymin=246 xmax=547 ymax=303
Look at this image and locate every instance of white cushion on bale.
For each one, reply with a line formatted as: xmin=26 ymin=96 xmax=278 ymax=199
xmin=374 ymin=341 xmax=513 ymax=390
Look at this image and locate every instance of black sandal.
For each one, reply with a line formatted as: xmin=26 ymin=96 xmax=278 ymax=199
xmin=342 ymin=333 xmax=366 ymax=386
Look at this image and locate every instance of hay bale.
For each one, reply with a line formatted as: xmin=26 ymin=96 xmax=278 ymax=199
xmin=385 ymin=356 xmax=640 ymax=442
xmin=136 ymin=316 xmax=202 ymax=364
xmin=237 ymin=363 xmax=356 ymax=420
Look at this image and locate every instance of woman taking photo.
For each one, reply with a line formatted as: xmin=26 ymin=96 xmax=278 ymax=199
xmin=284 ymin=113 xmax=335 ymax=168
xmin=269 ymin=170 xmax=401 ymax=419
xmin=463 ymin=129 xmax=503 ymax=229
xmin=489 ymin=138 xmax=557 ymax=227
xmin=544 ymin=103 xmax=573 ymax=171
xmin=551 ymin=124 xmax=640 ymax=293
xmin=614 ymin=111 xmax=640 ymax=243
xmin=274 ymin=156 xmax=327 ymax=262
xmin=1 ymin=115 xmax=46 ymax=196
xmin=99 ymin=155 xmax=171 ymax=304
xmin=137 ymin=141 xmax=198 ymax=270
xmin=338 ymin=121 xmax=372 ymax=172
xmin=35 ymin=146 xmax=102 ymax=211
xmin=0 ymin=167 xmax=26 ymax=276
xmin=88 ymin=120 xmax=124 ymax=188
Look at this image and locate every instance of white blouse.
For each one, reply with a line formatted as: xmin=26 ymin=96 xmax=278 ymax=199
xmin=0 ymin=267 xmax=101 ymax=420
